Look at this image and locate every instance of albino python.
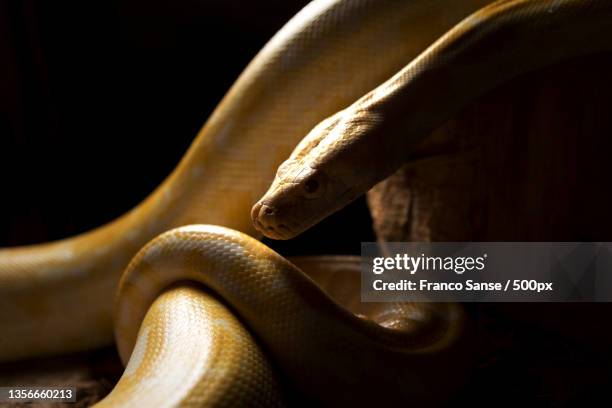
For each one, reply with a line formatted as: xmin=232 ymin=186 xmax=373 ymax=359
xmin=0 ymin=0 xmax=610 ymax=405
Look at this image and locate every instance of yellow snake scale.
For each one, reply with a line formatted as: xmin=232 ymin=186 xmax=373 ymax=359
xmin=0 ymin=0 xmax=610 ymax=406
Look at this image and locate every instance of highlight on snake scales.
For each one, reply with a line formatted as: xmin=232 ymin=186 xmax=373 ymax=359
xmin=1 ymin=0 xmax=612 ymax=406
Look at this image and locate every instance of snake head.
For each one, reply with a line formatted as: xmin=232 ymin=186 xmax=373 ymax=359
xmin=252 ymin=161 xmax=343 ymax=240
xmin=251 ymin=111 xmax=380 ymax=239
xmin=252 ymin=106 xmax=400 ymax=240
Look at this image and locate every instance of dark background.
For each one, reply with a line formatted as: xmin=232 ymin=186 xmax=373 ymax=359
xmin=1 ymin=1 xmax=611 ymax=407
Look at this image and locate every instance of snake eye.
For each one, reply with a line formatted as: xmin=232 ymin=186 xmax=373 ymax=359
xmin=293 ymin=166 xmax=326 ymax=199
xmin=301 ymin=176 xmax=325 ymax=199
xmin=304 ymin=179 xmax=319 ymax=194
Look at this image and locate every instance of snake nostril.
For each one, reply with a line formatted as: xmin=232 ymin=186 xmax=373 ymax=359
xmin=258 ymin=205 xmax=277 ymax=222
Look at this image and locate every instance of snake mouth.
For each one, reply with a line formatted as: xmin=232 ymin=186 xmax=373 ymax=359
xmin=251 ymin=202 xmax=296 ymax=240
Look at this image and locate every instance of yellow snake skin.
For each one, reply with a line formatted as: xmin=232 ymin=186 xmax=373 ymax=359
xmin=97 ymin=225 xmax=464 ymax=406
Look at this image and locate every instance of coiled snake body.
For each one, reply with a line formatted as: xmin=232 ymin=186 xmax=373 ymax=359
xmin=1 ymin=0 xmax=611 ymax=405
